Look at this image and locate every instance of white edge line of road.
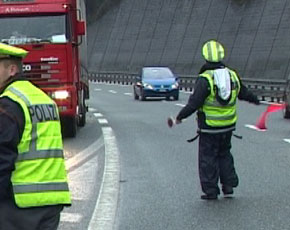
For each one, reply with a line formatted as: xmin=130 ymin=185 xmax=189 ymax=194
xmin=244 ymin=124 xmax=267 ymax=132
xmin=65 ymin=137 xmax=104 ymax=171
xmin=284 ymin=139 xmax=290 ymax=144
xmin=88 ymin=126 xmax=120 ymax=230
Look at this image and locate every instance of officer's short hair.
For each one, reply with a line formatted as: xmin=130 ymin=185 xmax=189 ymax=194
xmin=1 ymin=57 xmax=23 ymax=73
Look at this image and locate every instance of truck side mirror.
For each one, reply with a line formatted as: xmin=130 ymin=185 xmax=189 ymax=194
xmin=77 ymin=21 xmax=86 ymax=36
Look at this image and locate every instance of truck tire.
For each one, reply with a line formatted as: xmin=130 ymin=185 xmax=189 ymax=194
xmin=283 ymin=105 xmax=290 ymax=119
xmin=78 ymin=90 xmax=87 ymax=127
xmin=61 ymin=116 xmax=77 ymax=138
xmin=79 ymin=110 xmax=86 ymax=127
xmin=78 ymin=101 xmax=87 ymax=127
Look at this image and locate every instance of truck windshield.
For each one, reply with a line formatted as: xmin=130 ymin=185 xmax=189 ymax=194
xmin=0 ymin=15 xmax=69 ymax=45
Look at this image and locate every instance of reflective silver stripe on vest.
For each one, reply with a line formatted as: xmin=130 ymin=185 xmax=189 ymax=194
xmin=8 ymin=87 xmax=31 ymax=106
xmin=206 ymin=113 xmax=236 ymax=121
xmin=204 ymin=100 xmax=236 ymax=107
xmin=13 ymin=182 xmax=69 ymax=194
xmin=8 ymin=87 xmax=38 ymax=152
xmin=199 ymin=126 xmax=235 ymax=133
xmin=16 ymin=150 xmax=64 ymax=162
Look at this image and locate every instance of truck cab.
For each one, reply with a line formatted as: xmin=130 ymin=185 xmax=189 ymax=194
xmin=0 ymin=0 xmax=89 ymax=137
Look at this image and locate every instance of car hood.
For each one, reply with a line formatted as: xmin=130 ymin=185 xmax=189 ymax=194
xmin=142 ymin=78 xmax=176 ymax=85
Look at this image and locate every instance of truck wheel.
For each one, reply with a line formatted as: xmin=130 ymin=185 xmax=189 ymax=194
xmin=78 ymin=103 xmax=87 ymax=127
xmin=283 ymin=105 xmax=290 ymax=119
xmin=78 ymin=109 xmax=86 ymax=127
xmin=61 ymin=117 xmax=77 ymax=138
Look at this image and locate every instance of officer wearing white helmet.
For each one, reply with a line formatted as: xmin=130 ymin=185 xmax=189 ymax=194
xmin=0 ymin=42 xmax=71 ymax=229
xmin=174 ymin=40 xmax=260 ymax=200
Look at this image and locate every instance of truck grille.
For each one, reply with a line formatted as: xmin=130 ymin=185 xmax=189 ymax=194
xmin=23 ymin=61 xmax=60 ymax=82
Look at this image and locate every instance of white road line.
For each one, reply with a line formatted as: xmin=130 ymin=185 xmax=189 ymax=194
xmin=284 ymin=139 xmax=290 ymax=144
xmin=244 ymin=124 xmax=267 ymax=132
xmin=94 ymin=113 xmax=103 ymax=118
xmin=94 ymin=88 xmax=102 ymax=91
xmin=61 ymin=212 xmax=82 ymax=223
xmin=124 ymin=92 xmax=132 ymax=96
xmin=89 ymin=108 xmax=97 ymax=112
xmin=108 ymin=90 xmax=117 ymax=94
xmin=88 ymin=127 xmax=120 ymax=230
xmin=98 ymin=118 xmax=108 ymax=124
xmin=175 ymin=103 xmax=185 ymax=107
xmin=65 ymin=137 xmax=104 ymax=171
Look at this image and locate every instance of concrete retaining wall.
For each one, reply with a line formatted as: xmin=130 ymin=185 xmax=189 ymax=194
xmin=87 ymin=0 xmax=290 ymax=80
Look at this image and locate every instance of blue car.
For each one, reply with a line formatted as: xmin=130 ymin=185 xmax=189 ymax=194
xmin=133 ymin=67 xmax=179 ymax=101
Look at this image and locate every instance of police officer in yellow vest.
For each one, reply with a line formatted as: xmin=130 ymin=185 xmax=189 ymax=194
xmin=0 ymin=42 xmax=71 ymax=229
xmin=175 ymin=40 xmax=260 ymax=200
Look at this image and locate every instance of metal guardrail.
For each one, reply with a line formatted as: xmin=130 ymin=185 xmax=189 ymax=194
xmin=88 ymin=72 xmax=287 ymax=103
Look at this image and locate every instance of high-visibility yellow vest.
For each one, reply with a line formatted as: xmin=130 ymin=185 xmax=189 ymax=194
xmin=0 ymin=80 xmax=71 ymax=208
xmin=198 ymin=69 xmax=240 ymax=131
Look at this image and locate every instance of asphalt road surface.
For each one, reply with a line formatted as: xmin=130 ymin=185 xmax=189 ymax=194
xmin=59 ymin=82 xmax=290 ymax=230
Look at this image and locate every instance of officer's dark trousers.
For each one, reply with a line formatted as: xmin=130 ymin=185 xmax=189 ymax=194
xmin=0 ymin=199 xmax=63 ymax=230
xmin=198 ymin=131 xmax=239 ymax=195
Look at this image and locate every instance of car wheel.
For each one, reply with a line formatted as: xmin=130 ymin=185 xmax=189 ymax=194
xmin=283 ymin=105 xmax=290 ymax=119
xmin=134 ymin=89 xmax=139 ymax=100
xmin=140 ymin=90 xmax=146 ymax=101
xmin=174 ymin=94 xmax=179 ymax=101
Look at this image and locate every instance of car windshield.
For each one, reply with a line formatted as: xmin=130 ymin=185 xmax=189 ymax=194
xmin=0 ymin=15 xmax=69 ymax=45
xmin=143 ymin=68 xmax=174 ymax=79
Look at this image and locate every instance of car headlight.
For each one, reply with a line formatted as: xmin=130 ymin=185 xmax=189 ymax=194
xmin=143 ymin=83 xmax=154 ymax=90
xmin=171 ymin=83 xmax=179 ymax=89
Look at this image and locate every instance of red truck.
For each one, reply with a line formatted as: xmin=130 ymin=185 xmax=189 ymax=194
xmin=0 ymin=0 xmax=89 ymax=137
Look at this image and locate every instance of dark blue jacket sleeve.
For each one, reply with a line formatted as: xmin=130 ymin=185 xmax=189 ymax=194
xmin=0 ymin=98 xmax=24 ymax=200
xmin=176 ymin=77 xmax=210 ymax=121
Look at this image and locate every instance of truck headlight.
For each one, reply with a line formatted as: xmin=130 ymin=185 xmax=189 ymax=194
xmin=52 ymin=90 xmax=70 ymax=99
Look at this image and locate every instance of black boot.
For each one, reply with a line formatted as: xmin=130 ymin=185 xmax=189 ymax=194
xmin=200 ymin=194 xmax=218 ymax=200
xmin=222 ymin=185 xmax=233 ymax=198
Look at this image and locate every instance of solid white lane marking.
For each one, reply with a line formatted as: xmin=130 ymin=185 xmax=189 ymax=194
xmin=98 ymin=119 xmax=108 ymax=124
xmin=65 ymin=137 xmax=104 ymax=171
xmin=61 ymin=213 xmax=82 ymax=223
xmin=108 ymin=90 xmax=117 ymax=94
xmin=124 ymin=92 xmax=132 ymax=96
xmin=88 ymin=127 xmax=120 ymax=230
xmin=89 ymin=108 xmax=97 ymax=112
xmin=175 ymin=103 xmax=185 ymax=107
xmin=94 ymin=88 xmax=102 ymax=91
xmin=94 ymin=113 xmax=103 ymax=118
xmin=244 ymin=124 xmax=267 ymax=132
xmin=284 ymin=139 xmax=290 ymax=144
